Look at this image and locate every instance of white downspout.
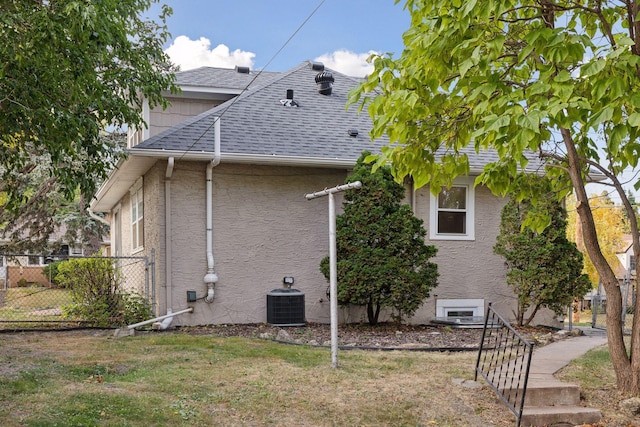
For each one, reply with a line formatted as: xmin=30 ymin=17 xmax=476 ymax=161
xmin=87 ymin=208 xmax=110 ymax=226
xmin=204 ymin=117 xmax=221 ymax=303
xmin=156 ymin=157 xmax=175 ymax=329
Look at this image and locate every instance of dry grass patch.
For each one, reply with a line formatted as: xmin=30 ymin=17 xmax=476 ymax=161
xmin=0 ymin=330 xmax=516 ymax=426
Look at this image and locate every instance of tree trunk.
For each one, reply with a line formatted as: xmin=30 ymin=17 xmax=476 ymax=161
xmin=561 ymin=128 xmax=635 ymax=393
xmin=367 ymin=301 xmax=381 ymax=325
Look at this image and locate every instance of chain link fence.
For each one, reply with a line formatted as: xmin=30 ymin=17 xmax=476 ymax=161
xmin=0 ymin=253 xmax=154 ymax=330
xmin=592 ymin=282 xmax=634 ymax=333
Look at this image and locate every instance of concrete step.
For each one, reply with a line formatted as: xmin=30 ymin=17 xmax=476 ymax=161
xmin=502 ymin=380 xmax=581 ymax=407
xmin=521 ymin=405 xmax=602 ymax=427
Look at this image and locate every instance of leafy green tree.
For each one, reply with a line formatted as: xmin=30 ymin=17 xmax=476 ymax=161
xmin=494 ymin=178 xmax=591 ymax=326
xmin=0 ymin=0 xmax=177 ymax=245
xmin=350 ymin=0 xmax=640 ymax=393
xmin=320 ymin=152 xmax=438 ymax=325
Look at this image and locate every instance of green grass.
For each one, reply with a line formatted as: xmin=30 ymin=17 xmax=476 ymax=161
xmin=557 ymin=338 xmax=638 ymax=426
xmin=0 ymin=331 xmax=516 ymax=427
xmin=0 ymin=287 xmax=77 ymax=326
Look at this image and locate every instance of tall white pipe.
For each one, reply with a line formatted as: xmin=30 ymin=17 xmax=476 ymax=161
xmin=305 ymin=180 xmax=362 ymax=369
xmin=204 ymin=117 xmax=221 ymax=302
xmin=328 ymin=192 xmax=338 ymax=368
xmin=160 ymin=157 xmax=175 ymax=329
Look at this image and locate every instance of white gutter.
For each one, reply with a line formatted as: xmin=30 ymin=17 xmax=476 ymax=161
xmin=203 ymin=117 xmax=221 ymax=303
xmin=128 ymin=148 xmax=358 ymax=168
xmin=156 ymin=157 xmax=175 ymax=330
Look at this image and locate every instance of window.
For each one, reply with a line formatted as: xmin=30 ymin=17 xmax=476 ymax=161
xmin=430 ymin=177 xmax=475 ymax=240
xmin=131 ymin=179 xmax=144 ymax=252
xmin=27 ymin=254 xmax=43 ymax=266
xmin=436 ymin=299 xmax=484 ymax=320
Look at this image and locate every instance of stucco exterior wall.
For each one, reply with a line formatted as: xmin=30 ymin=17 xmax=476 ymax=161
xmin=111 ymin=160 xmax=561 ymax=327
xmin=159 ymin=162 xmax=349 ymax=326
xmin=414 ymin=184 xmax=514 ymax=320
xmin=149 ymin=98 xmax=221 ymax=138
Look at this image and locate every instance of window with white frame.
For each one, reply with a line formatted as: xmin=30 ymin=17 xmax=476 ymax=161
xmin=430 ymin=177 xmax=475 ymax=240
xmin=436 ymin=299 xmax=485 ymax=320
xmin=130 ymin=179 xmax=144 ymax=252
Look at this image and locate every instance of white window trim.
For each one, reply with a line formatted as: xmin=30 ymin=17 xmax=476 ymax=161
xmin=436 ymin=299 xmax=485 ymax=318
xmin=130 ymin=178 xmax=144 ymax=253
xmin=429 ymin=177 xmax=475 ymax=241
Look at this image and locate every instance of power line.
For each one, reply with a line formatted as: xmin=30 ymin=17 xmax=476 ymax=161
xmin=177 ymin=0 xmax=327 ymax=161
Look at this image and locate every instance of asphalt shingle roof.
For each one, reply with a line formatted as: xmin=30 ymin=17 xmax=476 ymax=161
xmin=138 ymin=61 xmax=546 ymax=173
xmin=175 ymin=66 xmax=280 ymax=90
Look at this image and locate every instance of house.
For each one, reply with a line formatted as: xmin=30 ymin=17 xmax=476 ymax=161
xmin=616 ymin=234 xmax=636 ymax=307
xmin=90 ymin=61 xmax=554 ymax=327
xmin=0 ymin=228 xmax=85 ymax=290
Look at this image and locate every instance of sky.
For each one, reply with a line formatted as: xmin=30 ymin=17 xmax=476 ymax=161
xmin=145 ymin=1 xmax=635 ymax=201
xmin=147 ymin=0 xmax=411 ymax=77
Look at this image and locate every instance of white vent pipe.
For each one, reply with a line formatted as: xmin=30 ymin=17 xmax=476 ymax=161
xmin=158 ymin=157 xmax=176 ymax=330
xmin=204 ymin=117 xmax=221 ymax=302
xmin=127 ymin=307 xmax=193 ymax=330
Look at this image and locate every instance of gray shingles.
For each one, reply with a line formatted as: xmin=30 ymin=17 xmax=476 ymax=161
xmin=175 ymin=66 xmax=280 ymax=90
xmin=139 ymin=61 xmax=546 ymax=172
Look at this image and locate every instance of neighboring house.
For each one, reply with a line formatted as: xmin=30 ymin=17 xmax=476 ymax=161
xmin=90 ymin=61 xmax=553 ymax=327
xmin=616 ymin=234 xmax=636 ymax=307
xmin=0 ymin=242 xmax=84 ymax=289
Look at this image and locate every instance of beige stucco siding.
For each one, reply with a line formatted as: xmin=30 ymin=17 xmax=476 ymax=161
xmin=161 ymin=162 xmax=348 ymax=326
xmin=149 ymin=98 xmax=222 ymax=138
xmin=415 ymin=184 xmax=514 ymax=319
xmin=110 ymin=159 xmax=561 ymax=326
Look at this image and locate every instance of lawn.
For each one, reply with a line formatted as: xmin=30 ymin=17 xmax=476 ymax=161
xmin=0 ymin=330 xmax=516 ymax=427
xmin=0 ymin=287 xmax=76 ymax=325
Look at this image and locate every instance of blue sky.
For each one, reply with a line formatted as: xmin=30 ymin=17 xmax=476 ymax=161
xmin=148 ymin=0 xmax=411 ymax=76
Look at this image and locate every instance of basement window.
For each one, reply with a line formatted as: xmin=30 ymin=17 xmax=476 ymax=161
xmin=436 ymin=299 xmax=485 ymax=321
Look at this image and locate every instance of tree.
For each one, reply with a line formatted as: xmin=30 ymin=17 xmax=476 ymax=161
xmin=0 ymin=131 xmax=126 ymax=254
xmin=494 ymin=178 xmax=591 ymax=326
xmin=566 ymin=192 xmax=625 ymax=286
xmin=0 ymin=0 xmax=178 ymax=245
xmin=320 ymin=152 xmax=438 ymax=325
xmin=350 ymin=0 xmax=640 ymax=393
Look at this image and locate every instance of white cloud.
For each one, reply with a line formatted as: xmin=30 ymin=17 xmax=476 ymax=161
xmin=165 ymin=35 xmax=255 ymax=71
xmin=314 ymin=49 xmax=379 ymax=77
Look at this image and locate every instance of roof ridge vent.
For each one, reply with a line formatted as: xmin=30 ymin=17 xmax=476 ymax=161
xmin=235 ymin=65 xmax=250 ymax=74
xmin=315 ymin=71 xmax=334 ymax=95
xmin=310 ymin=61 xmax=324 ymax=71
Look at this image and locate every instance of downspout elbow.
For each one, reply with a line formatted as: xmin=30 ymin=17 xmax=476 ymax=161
xmin=87 ymin=208 xmax=110 ymax=226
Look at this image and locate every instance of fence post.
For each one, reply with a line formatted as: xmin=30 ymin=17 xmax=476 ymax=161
xmin=150 ymin=248 xmax=156 ymax=316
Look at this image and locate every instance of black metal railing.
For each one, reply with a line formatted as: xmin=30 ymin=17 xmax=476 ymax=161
xmin=475 ymin=304 xmax=534 ymax=427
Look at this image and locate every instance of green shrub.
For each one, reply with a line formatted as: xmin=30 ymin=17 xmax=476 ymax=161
xmin=16 ymin=278 xmax=28 ymax=288
xmin=42 ymin=261 xmax=65 ymax=287
xmin=56 ymin=257 xmax=151 ymax=327
xmin=320 ymin=152 xmax=439 ymax=325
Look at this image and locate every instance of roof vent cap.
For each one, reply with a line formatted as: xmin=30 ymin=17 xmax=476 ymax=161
xmin=310 ymin=62 xmax=324 ymax=71
xmin=315 ymin=71 xmax=334 ymax=95
xmin=235 ymin=65 xmax=250 ymax=74
xmin=347 ymin=129 xmax=359 ymax=137
xmin=280 ymin=89 xmax=299 ymax=107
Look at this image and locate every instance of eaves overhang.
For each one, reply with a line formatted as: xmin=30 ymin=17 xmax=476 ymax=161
xmin=89 ymin=148 xmax=359 ymax=213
